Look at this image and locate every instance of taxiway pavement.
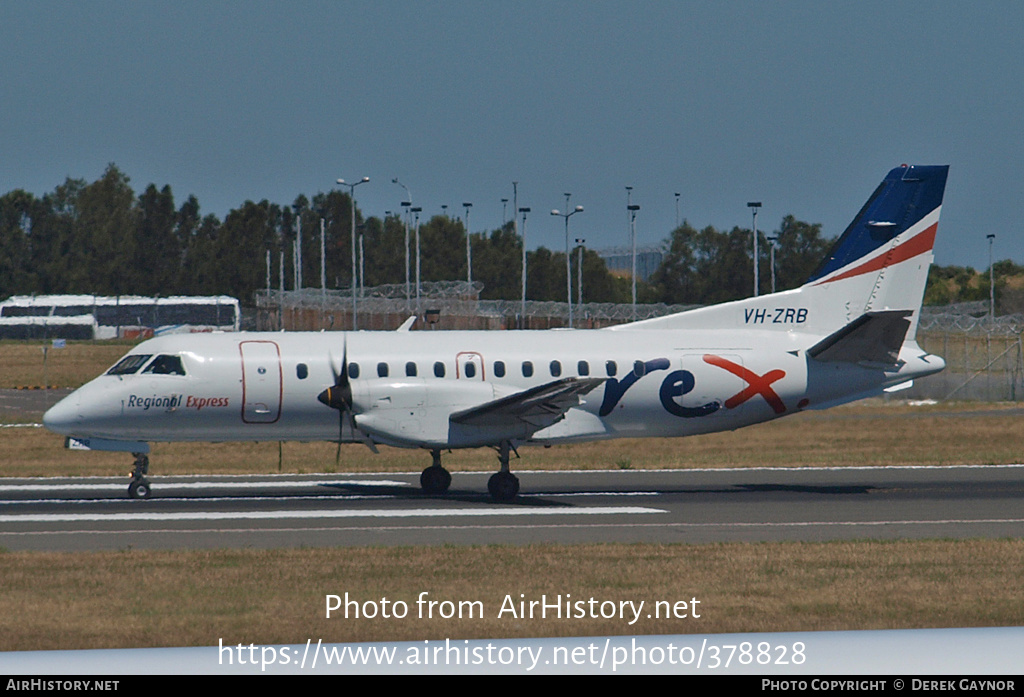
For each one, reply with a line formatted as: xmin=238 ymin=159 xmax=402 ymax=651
xmin=2 ymin=465 xmax=1022 ymax=551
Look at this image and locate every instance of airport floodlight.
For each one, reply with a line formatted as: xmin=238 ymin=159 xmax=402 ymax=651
xmin=338 ymin=176 xmax=370 ymax=328
xmin=988 ymin=234 xmax=996 ymax=322
xmin=551 ymin=201 xmax=584 ymax=327
xmin=575 ymin=238 xmax=585 ymax=316
xmin=411 ymin=207 xmax=423 ymax=310
xmin=519 ymin=206 xmax=531 ymax=325
xmin=394 ymin=178 xmax=413 ymax=304
xmin=463 ymin=202 xmax=473 ymax=285
xmin=628 ymin=204 xmax=640 ymax=321
xmin=748 ymin=201 xmax=762 ymax=297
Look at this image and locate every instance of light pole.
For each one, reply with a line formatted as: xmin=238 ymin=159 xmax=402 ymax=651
xmin=519 ymin=206 xmax=530 ymax=326
xmin=463 ymin=202 xmax=473 ymax=286
xmin=747 ymin=201 xmax=762 ymax=297
xmin=292 ymin=203 xmax=303 ymax=291
xmin=393 ymin=178 xmax=412 ymax=304
xmin=675 ymin=192 xmax=681 ymax=230
xmin=988 ymin=233 xmax=996 ymax=322
xmin=551 ymin=201 xmax=584 ymax=328
xmin=766 ymin=235 xmax=777 ymax=294
xmin=501 ymin=198 xmax=509 ymax=227
xmin=575 ymin=238 xmax=585 ymax=320
xmin=628 ymin=203 xmax=640 ymax=320
xmin=337 ymin=176 xmax=370 ymax=329
xmin=412 ymin=206 xmax=422 ymax=312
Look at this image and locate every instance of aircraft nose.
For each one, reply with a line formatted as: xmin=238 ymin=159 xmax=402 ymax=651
xmin=43 ymin=391 xmax=81 ymax=435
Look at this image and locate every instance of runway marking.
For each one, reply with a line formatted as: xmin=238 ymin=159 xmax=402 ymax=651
xmin=0 ymin=479 xmax=411 ymax=493
xmin=3 ymin=517 xmax=1023 ymax=541
xmin=0 ymin=506 xmax=666 ymax=523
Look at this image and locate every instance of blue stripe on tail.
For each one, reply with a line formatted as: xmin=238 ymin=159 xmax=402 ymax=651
xmin=805 ymin=165 xmax=949 ymax=284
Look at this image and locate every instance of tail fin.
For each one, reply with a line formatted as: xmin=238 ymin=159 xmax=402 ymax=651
xmin=802 ymin=164 xmax=948 ymax=340
xmin=612 ymin=164 xmax=948 ymax=338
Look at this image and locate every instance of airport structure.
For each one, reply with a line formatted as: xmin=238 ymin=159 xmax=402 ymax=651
xmin=0 ymin=295 xmax=240 ymax=340
xmin=596 ymin=245 xmax=665 ymax=282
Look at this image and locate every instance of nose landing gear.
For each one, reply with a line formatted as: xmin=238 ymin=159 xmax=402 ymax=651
xmin=128 ymin=453 xmax=152 ymax=499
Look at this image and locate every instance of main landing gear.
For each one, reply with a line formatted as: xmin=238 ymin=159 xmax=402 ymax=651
xmin=128 ymin=452 xmax=152 ymax=499
xmin=487 ymin=441 xmax=519 ymax=502
xmin=418 ymin=441 xmax=521 ymax=503
xmin=420 ymin=449 xmax=452 ymax=494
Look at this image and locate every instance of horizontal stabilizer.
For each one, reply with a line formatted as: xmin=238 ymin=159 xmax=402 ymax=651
xmin=450 ymin=377 xmax=605 ymax=432
xmin=807 ymin=310 xmax=912 ymax=365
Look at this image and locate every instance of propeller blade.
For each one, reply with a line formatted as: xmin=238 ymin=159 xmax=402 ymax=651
xmin=319 ymin=336 xmax=353 ymax=411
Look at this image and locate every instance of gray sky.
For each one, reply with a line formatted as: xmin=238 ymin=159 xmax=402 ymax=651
xmin=2 ymin=1 xmax=1021 ymax=269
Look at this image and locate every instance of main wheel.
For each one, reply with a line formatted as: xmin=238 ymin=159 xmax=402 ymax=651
xmin=487 ymin=471 xmax=519 ymax=502
xmin=128 ymin=478 xmax=152 ymax=499
xmin=420 ymin=466 xmax=452 ymax=494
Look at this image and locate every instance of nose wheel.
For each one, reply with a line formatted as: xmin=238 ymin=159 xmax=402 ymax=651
xmin=128 ymin=453 xmax=152 ymax=499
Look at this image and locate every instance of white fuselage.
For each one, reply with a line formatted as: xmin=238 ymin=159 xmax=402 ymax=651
xmin=42 ymin=326 xmax=940 ymax=451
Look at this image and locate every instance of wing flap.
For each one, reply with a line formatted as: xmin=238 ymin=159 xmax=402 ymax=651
xmin=450 ymin=377 xmax=606 ymax=432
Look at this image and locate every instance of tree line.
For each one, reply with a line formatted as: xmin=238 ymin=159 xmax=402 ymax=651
xmin=1 ymin=163 xmax=843 ymax=307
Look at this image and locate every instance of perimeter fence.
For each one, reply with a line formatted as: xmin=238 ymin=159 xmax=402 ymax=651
xmin=912 ymin=302 xmax=1024 ymax=401
xmin=254 ymin=289 xmax=1024 ymax=402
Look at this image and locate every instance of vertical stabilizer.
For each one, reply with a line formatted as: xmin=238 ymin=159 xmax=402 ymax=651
xmin=611 ymin=164 xmax=948 ymax=339
xmin=802 ymin=164 xmax=948 ymax=340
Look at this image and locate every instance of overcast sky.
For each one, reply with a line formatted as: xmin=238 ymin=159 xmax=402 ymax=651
xmin=2 ymin=1 xmax=1021 ymax=269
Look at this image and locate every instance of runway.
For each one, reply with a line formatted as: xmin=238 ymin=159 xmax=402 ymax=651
xmin=1 ymin=465 xmax=1022 ymax=551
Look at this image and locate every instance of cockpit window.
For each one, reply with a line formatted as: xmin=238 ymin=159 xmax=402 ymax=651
xmin=107 ymin=354 xmax=153 ymax=376
xmin=141 ymin=354 xmax=187 ymax=376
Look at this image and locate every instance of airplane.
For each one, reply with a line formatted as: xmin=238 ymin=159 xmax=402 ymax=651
xmin=43 ymin=164 xmax=949 ymax=502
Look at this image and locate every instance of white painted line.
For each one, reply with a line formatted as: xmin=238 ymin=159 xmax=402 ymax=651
xmin=0 ymin=479 xmax=411 ymax=493
xmin=0 ymin=506 xmax=666 ymax=523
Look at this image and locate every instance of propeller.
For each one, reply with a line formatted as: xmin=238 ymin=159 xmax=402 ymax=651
xmin=318 ymin=340 xmax=352 ymax=464
xmin=317 ymin=340 xmax=352 ymax=412
xmin=317 ymin=338 xmax=377 ymax=462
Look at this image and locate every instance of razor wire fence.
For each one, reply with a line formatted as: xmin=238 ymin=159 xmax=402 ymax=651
xmin=254 ymin=283 xmax=699 ymax=332
xmin=255 ymin=288 xmax=1024 ymax=402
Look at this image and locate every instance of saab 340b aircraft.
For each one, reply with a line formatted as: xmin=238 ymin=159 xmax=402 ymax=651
xmin=43 ymin=164 xmax=949 ymax=501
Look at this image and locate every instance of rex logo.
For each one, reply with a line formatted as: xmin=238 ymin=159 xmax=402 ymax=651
xmin=599 ymin=354 xmax=788 ymax=418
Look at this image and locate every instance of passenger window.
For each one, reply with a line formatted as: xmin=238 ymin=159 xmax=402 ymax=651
xmin=142 ymin=354 xmax=186 ymax=376
xmin=578 ymin=360 xmax=589 ymax=376
xmin=434 ymin=361 xmax=446 ymax=378
xmin=633 ymin=360 xmax=646 ymax=377
xmin=377 ymin=362 xmax=389 ymax=378
xmin=297 ymin=363 xmax=308 ymax=380
xmin=522 ymin=361 xmax=534 ymax=378
xmin=348 ymin=363 xmax=360 ymax=379
xmin=494 ymin=361 xmax=506 ymax=378
xmin=107 ymin=354 xmax=153 ymax=376
xmin=465 ymin=361 xmax=476 ymax=378
xmin=406 ymin=361 xmax=417 ymax=377
xmin=550 ymin=360 xmax=561 ymax=377
xmin=606 ymin=360 xmax=617 ymax=377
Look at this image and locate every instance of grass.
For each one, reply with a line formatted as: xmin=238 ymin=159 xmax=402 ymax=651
xmin=0 ymin=340 xmax=132 ymax=389
xmin=2 ymin=340 xmax=1023 ymax=652
xmin=1 ymin=540 xmax=1022 ymax=651
xmin=5 ymin=400 xmax=1024 ymax=479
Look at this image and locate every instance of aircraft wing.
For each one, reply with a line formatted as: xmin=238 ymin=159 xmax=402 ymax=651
xmin=450 ymin=377 xmax=606 ymax=432
xmin=807 ymin=310 xmax=913 ymax=365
